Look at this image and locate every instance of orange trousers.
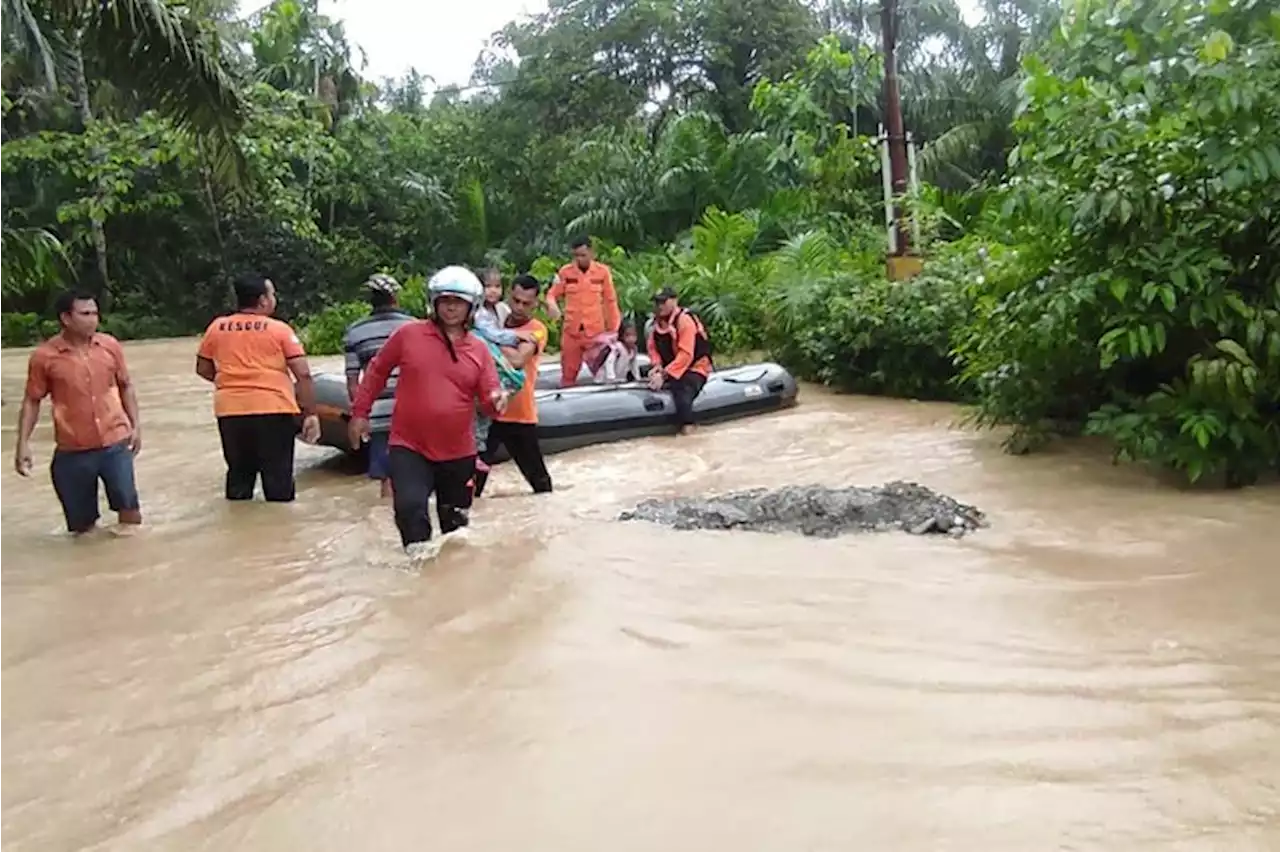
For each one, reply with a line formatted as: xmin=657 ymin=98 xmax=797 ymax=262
xmin=559 ymin=332 xmax=588 ymax=387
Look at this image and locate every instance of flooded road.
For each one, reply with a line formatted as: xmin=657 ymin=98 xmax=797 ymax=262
xmin=4 ymin=337 xmax=1280 ymax=851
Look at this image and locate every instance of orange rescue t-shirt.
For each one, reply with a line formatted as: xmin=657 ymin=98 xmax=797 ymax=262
xmin=197 ymin=313 xmax=306 ymax=417
xmin=647 ymin=311 xmax=712 ymax=381
xmin=24 ymin=333 xmax=134 ymax=451
xmin=548 ymin=260 xmax=621 ymax=339
xmin=497 ymin=318 xmax=548 ymax=425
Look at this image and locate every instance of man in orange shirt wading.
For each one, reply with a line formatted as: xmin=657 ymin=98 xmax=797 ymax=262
xmin=195 ymin=273 xmax=321 ymax=503
xmin=474 ymin=274 xmax=553 ymax=497
xmin=545 ymin=236 xmax=621 ymax=387
xmin=14 ymin=290 xmax=143 ymax=534
xmin=647 ymin=286 xmax=713 ymax=436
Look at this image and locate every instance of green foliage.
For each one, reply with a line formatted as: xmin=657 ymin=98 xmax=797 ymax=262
xmin=781 ymin=243 xmax=979 ymax=400
xmin=959 ymin=0 xmax=1280 ymax=483
xmin=1 ymin=226 xmax=72 ymax=297
xmin=298 ymin=300 xmax=370 ymax=355
xmin=1 ymin=312 xmax=53 ymax=346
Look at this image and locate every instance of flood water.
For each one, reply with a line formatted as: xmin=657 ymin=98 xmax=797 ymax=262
xmin=3 ymin=337 xmax=1280 ymax=851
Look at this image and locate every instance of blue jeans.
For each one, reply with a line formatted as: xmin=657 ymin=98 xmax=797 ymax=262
xmin=474 ymin=410 xmax=493 ymax=455
xmin=50 ymin=439 xmax=139 ymax=532
xmin=367 ymin=431 xmax=392 ymax=480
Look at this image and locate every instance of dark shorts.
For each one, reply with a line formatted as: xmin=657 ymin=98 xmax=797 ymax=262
xmin=367 ymin=430 xmax=391 ymax=480
xmin=50 ymin=439 xmax=139 ymax=532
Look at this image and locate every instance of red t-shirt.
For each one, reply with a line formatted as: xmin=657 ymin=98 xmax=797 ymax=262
xmin=351 ymin=321 xmax=500 ymax=462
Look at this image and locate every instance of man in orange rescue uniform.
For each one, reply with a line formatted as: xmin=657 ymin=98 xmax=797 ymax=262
xmin=545 ymin=235 xmax=621 ymax=386
xmin=647 ymin=286 xmax=713 ymax=436
xmin=195 ymin=272 xmax=320 ymax=502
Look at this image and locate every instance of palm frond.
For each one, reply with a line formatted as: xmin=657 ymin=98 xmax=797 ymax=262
xmin=918 ymin=122 xmax=985 ymax=183
xmin=1 ymin=225 xmax=73 ymax=296
xmin=74 ymin=0 xmax=247 ymax=186
xmin=4 ymin=0 xmax=59 ymax=89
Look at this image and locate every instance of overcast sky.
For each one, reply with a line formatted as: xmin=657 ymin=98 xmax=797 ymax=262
xmin=242 ymin=0 xmax=984 ymax=95
xmin=240 ymin=0 xmax=549 ymax=92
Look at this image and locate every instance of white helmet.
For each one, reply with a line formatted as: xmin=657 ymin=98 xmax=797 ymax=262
xmin=427 ymin=266 xmax=483 ymax=310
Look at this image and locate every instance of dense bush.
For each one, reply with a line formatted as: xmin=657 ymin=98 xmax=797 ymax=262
xmin=957 ymin=0 xmax=1280 ymax=483
xmin=790 ymin=249 xmax=979 ymax=400
xmin=1 ymin=312 xmax=51 ymax=347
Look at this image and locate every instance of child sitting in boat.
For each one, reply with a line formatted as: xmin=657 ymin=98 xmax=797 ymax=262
xmin=592 ymin=320 xmax=642 ymax=384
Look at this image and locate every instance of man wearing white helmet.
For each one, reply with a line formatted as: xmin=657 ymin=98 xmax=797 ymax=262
xmin=348 ymin=266 xmax=508 ymax=560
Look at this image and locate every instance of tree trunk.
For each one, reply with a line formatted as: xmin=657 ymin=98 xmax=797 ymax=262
xmin=71 ymin=39 xmax=113 ymax=311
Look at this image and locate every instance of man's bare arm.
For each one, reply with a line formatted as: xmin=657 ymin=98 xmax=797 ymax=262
xmin=286 ymin=356 xmax=316 ymax=415
xmin=14 ymin=396 xmax=41 ymax=474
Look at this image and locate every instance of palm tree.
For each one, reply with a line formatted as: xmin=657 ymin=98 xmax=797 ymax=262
xmin=4 ymin=0 xmax=246 ymax=176
xmin=247 ymin=0 xmax=366 ymax=132
xmin=3 ymin=0 xmax=247 ymax=304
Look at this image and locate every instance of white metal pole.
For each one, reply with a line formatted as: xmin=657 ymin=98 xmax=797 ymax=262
xmin=879 ymin=125 xmax=896 ymax=255
xmin=906 ymin=131 xmax=922 ymax=248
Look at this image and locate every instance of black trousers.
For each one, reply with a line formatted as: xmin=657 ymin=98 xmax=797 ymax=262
xmin=388 ymin=447 xmax=475 ymax=548
xmin=474 ymin=420 xmax=553 ymax=497
xmin=217 ymin=414 xmax=298 ymax=502
xmin=665 ymin=372 xmax=707 ymax=426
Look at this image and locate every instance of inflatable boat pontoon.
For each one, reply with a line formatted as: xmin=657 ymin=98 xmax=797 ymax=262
xmin=309 ymin=360 xmax=799 ymax=460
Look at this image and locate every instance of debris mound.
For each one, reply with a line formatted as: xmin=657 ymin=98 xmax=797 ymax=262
xmin=619 ymin=481 xmax=987 ymax=538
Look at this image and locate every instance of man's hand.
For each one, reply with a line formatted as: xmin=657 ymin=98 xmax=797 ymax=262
xmin=347 ymin=416 xmax=370 ymax=450
xmin=301 ymin=414 xmax=321 ymax=444
xmin=647 ymin=368 xmax=665 ymax=391
xmin=13 ymin=442 xmax=33 ymax=477
xmin=490 ymin=389 xmax=509 ymax=414
xmin=127 ymin=426 xmax=143 ymax=455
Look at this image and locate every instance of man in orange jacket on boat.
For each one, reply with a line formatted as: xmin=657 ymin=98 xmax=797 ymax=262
xmin=544 ymin=236 xmax=622 ymax=387
xmin=647 ymin=286 xmax=713 ymax=436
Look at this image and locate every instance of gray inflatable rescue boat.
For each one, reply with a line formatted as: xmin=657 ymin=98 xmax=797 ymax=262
xmin=309 ymin=360 xmax=799 ymax=459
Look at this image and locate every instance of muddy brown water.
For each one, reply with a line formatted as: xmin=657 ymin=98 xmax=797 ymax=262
xmin=3 ymin=337 xmax=1280 ymax=851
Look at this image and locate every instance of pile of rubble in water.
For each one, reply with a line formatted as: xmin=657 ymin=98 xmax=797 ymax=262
xmin=619 ymin=481 xmax=987 ymax=538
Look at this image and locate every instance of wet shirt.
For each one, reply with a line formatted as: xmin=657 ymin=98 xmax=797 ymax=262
xmin=197 ymin=313 xmax=305 ymax=417
xmin=343 ymin=308 xmax=415 ymax=433
xmin=24 ymin=333 xmax=133 ymax=451
xmin=351 ymin=322 xmax=501 ymax=461
xmin=496 ymin=318 xmax=548 ymax=425
xmin=549 ymin=261 xmax=621 ymax=338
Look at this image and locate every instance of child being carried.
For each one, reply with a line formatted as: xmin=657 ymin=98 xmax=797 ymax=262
xmin=472 ymin=270 xmax=536 ymax=465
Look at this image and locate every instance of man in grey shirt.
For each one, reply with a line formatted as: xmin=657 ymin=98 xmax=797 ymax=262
xmin=344 ymin=274 xmax=415 ymax=498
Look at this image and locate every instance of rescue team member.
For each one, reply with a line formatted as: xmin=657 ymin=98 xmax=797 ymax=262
xmin=647 ymin=286 xmax=712 ymax=436
xmin=343 ymin=274 xmax=415 ymax=500
xmin=347 ymin=267 xmax=507 ymax=559
xmin=14 ymin=290 xmax=143 ymax=534
xmin=545 ymin=236 xmax=621 ymax=387
xmin=474 ymin=274 xmax=553 ymax=497
xmin=195 ymin=272 xmax=321 ymax=502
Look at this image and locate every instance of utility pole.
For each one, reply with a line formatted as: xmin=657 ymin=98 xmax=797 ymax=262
xmin=881 ymin=0 xmax=922 ymax=280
